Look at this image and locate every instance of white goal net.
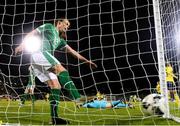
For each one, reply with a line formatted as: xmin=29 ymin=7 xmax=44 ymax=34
xmin=156 ymin=0 xmax=180 ymax=118
xmin=0 ymin=0 xmax=180 ymax=125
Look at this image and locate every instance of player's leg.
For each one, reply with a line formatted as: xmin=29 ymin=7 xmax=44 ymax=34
xmin=173 ymin=85 xmax=180 ymax=106
xmin=20 ymin=87 xmax=35 ymax=106
xmin=82 ymin=100 xmax=107 ymax=108
xmin=167 ymin=82 xmax=175 ymax=101
xmin=113 ymin=102 xmax=128 ymax=108
xmin=49 ymin=65 xmax=82 ymax=101
xmin=19 ymin=87 xmax=29 ymax=105
xmin=36 ymin=74 xmax=68 ymax=125
xmin=31 ymin=52 xmax=69 ymax=124
xmin=40 ymin=73 xmax=68 ymax=124
xmin=174 ymin=91 xmax=180 ymax=106
xmin=46 ymin=79 xmax=61 ymax=123
xmin=20 ymin=93 xmax=27 ymax=105
xmin=111 ymin=100 xmax=122 ymax=107
xmin=30 ymin=94 xmax=35 ymax=105
xmin=20 ymin=69 xmax=35 ymax=106
xmin=42 ymin=51 xmax=81 ymax=101
xmin=29 ymin=86 xmax=35 ymax=105
xmin=60 ymin=71 xmax=81 ymax=100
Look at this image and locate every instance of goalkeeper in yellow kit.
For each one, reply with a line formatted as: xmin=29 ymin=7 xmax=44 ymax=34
xmin=165 ymin=63 xmax=180 ymax=105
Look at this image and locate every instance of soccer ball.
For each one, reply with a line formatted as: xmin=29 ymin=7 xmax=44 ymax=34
xmin=142 ymin=93 xmax=167 ymax=116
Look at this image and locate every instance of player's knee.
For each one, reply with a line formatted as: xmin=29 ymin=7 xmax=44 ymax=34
xmin=56 ymin=65 xmax=66 ymax=74
xmin=52 ymin=84 xmax=61 ymax=89
xmin=49 ymin=65 xmax=66 ymax=74
xmin=47 ymin=80 xmax=61 ymax=89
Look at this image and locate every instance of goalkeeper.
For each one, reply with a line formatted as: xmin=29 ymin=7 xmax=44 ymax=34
xmin=15 ymin=18 xmax=97 ymax=125
xmin=165 ymin=63 xmax=180 ymax=105
xmin=80 ymin=99 xmax=133 ymax=109
xmin=20 ymin=66 xmax=35 ymax=106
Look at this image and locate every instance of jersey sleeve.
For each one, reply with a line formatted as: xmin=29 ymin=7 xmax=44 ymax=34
xmin=58 ymin=38 xmax=67 ymax=49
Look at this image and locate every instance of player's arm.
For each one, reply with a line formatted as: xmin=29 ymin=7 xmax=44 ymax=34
xmin=65 ymin=45 xmax=97 ymax=69
xmin=168 ymin=71 xmax=178 ymax=79
xmin=172 ymin=73 xmax=178 ymax=79
xmin=15 ymin=30 xmax=39 ymax=55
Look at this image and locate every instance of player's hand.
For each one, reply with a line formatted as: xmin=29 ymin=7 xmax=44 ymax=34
xmin=86 ymin=60 xmax=97 ymax=69
xmin=15 ymin=46 xmax=22 ymax=55
xmin=174 ymin=75 xmax=178 ymax=79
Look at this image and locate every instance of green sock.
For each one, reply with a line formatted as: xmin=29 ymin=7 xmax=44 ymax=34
xmin=49 ymin=89 xmax=60 ymax=118
xmin=30 ymin=95 xmax=35 ymax=104
xmin=58 ymin=71 xmax=80 ymax=100
xmin=20 ymin=94 xmax=28 ymax=104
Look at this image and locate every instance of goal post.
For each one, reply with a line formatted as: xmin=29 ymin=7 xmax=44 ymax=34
xmin=153 ymin=0 xmax=180 ymax=121
xmin=152 ymin=0 xmax=170 ymax=118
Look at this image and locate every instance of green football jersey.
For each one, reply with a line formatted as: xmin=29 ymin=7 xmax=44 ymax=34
xmin=36 ymin=23 xmax=67 ymax=54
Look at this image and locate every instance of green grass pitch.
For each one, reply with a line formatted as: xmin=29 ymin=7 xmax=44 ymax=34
xmin=0 ymin=99 xmax=180 ymax=125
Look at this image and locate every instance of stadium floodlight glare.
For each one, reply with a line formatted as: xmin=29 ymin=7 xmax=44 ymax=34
xmin=24 ymin=36 xmax=41 ymax=53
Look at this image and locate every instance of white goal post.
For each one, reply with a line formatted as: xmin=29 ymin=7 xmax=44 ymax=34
xmin=153 ymin=0 xmax=180 ymax=120
xmin=152 ymin=0 xmax=170 ymax=118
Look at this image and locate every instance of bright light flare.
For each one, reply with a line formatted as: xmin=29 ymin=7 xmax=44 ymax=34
xmin=24 ymin=36 xmax=41 ymax=53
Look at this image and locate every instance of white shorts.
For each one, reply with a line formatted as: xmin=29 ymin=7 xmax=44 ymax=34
xmin=31 ymin=51 xmax=59 ymax=82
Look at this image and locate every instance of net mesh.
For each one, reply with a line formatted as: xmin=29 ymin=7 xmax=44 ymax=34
xmin=0 ymin=0 xmax=180 ymax=125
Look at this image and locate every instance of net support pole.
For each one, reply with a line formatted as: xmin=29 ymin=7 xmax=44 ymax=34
xmin=152 ymin=0 xmax=170 ymax=118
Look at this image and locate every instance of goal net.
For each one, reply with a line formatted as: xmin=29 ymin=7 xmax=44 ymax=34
xmin=0 ymin=0 xmax=180 ymax=125
xmin=156 ymin=0 xmax=180 ymax=119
